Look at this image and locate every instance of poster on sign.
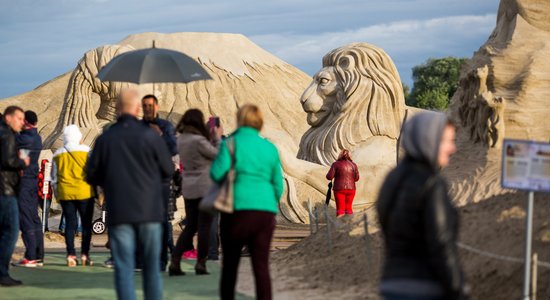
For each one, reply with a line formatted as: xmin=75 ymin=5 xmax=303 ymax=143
xmin=501 ymin=139 xmax=550 ymax=192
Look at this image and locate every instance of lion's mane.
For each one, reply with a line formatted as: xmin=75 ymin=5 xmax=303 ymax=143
xmin=297 ymin=43 xmax=405 ymax=165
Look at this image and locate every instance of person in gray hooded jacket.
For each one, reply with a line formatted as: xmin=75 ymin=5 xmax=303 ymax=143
xmin=376 ymin=112 xmax=469 ymax=300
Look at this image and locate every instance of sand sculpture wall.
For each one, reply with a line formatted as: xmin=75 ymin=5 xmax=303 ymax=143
xmin=447 ymin=0 xmax=550 ymax=205
xmin=0 ymin=33 xmax=411 ymax=222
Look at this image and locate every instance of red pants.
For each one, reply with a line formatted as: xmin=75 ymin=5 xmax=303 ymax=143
xmin=334 ymin=190 xmax=356 ymax=216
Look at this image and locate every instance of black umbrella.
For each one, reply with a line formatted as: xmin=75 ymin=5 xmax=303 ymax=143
xmin=97 ymin=41 xmax=211 ymax=84
xmin=325 ymin=181 xmax=333 ymax=206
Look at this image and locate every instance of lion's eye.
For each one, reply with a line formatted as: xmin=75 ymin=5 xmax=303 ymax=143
xmin=319 ymin=78 xmax=329 ymax=85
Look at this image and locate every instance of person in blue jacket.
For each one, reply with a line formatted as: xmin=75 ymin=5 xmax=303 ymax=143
xmin=13 ymin=111 xmax=44 ymax=267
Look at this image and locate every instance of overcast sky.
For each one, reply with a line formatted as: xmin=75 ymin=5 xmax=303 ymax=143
xmin=0 ymin=0 xmax=500 ymax=99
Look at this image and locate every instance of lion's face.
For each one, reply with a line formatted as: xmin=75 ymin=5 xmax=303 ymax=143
xmin=300 ymin=67 xmax=341 ymax=127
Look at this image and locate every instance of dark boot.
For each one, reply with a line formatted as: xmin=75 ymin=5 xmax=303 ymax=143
xmin=168 ymin=256 xmax=185 ymax=276
xmin=0 ymin=276 xmax=22 ymax=287
xmin=195 ymin=258 xmax=209 ymax=275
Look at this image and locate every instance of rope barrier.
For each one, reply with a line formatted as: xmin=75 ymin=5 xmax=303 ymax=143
xmin=314 ymin=209 xmax=550 ymax=270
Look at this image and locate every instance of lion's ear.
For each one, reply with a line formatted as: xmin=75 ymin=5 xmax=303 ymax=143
xmin=337 ymin=55 xmax=356 ymax=70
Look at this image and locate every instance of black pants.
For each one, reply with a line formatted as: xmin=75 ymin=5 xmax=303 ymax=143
xmin=220 ymin=211 xmax=276 ymax=300
xmin=209 ymin=212 xmax=220 ymax=259
xmin=60 ymin=198 xmax=94 ymax=256
xmin=172 ymin=198 xmax=213 ymax=260
xmin=18 ymin=179 xmax=44 ymax=260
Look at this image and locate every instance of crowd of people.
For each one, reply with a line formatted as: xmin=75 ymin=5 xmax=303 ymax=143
xmin=0 ymin=88 xmax=468 ymax=300
xmin=0 ymin=89 xmax=285 ymax=300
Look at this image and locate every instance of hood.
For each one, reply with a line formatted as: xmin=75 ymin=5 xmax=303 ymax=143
xmin=63 ymin=124 xmax=82 ymax=146
xmin=401 ymin=111 xmax=448 ymax=169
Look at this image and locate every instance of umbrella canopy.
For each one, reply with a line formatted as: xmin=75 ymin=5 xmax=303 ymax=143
xmin=97 ymin=47 xmax=211 ymax=84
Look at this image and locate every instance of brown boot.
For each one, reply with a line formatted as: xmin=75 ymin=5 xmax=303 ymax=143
xmin=195 ymin=258 xmax=209 ymax=275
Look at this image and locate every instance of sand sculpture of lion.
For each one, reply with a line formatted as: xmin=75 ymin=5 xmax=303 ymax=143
xmin=298 ymin=43 xmax=406 ymax=166
xmin=280 ymin=43 xmax=407 ymax=221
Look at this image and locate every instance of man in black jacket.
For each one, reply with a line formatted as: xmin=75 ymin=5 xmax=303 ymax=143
xmin=141 ymin=94 xmax=177 ymax=272
xmin=86 ymin=89 xmax=173 ymax=300
xmin=0 ymin=106 xmax=30 ymax=287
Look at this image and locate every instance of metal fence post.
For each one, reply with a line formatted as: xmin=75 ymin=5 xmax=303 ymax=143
xmin=308 ymin=198 xmax=314 ymax=234
xmin=364 ymin=213 xmax=372 ymax=271
xmin=324 ymin=205 xmax=332 ymax=254
xmin=314 ymin=207 xmax=319 ymax=233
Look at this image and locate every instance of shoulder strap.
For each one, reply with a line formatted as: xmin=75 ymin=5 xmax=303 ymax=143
xmin=63 ymin=146 xmax=86 ymax=169
xmin=226 ymin=137 xmax=236 ymax=169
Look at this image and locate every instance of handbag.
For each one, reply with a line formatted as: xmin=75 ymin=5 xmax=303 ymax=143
xmin=199 ymin=137 xmax=235 ymax=214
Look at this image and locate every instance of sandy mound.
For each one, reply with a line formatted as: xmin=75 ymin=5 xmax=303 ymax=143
xmin=269 ymin=211 xmax=383 ymax=300
xmin=271 ymin=192 xmax=550 ymax=299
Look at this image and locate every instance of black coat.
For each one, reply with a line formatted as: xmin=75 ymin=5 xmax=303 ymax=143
xmin=85 ymin=114 xmax=173 ymax=226
xmin=0 ymin=122 xmax=26 ymax=196
xmin=376 ymin=157 xmax=466 ymax=299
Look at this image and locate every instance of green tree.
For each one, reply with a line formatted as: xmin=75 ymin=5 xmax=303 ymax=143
xmin=402 ymin=83 xmax=410 ymax=100
xmin=406 ymin=57 xmax=467 ymax=111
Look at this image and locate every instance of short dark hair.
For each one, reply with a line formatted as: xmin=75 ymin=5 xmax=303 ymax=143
xmin=142 ymin=94 xmax=159 ymax=105
xmin=24 ymin=110 xmax=38 ymax=125
xmin=176 ymin=109 xmax=209 ymax=139
xmin=4 ymin=106 xmax=24 ymax=117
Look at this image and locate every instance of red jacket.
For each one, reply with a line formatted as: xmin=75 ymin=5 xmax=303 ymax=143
xmin=326 ymin=159 xmax=359 ymax=191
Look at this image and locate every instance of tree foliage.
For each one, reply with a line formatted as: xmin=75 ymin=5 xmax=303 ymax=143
xmin=406 ymin=57 xmax=467 ymax=111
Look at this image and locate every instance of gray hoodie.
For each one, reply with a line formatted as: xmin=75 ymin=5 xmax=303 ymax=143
xmin=401 ymin=111 xmax=449 ymax=169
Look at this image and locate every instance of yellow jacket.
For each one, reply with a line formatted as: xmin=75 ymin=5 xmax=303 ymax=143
xmin=52 ymin=144 xmax=94 ymax=200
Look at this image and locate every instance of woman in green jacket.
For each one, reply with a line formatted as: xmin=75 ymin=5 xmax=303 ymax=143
xmin=210 ymin=104 xmax=283 ymax=300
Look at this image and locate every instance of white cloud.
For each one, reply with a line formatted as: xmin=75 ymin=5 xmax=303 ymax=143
xmin=0 ymin=0 xmax=499 ymax=98
xmin=250 ymin=14 xmax=496 ymax=83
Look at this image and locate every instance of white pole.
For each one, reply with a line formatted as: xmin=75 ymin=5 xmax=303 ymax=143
xmin=522 ymin=191 xmax=534 ymax=300
xmin=41 ymin=161 xmax=52 ymax=233
xmin=42 ymin=191 xmax=47 ymax=233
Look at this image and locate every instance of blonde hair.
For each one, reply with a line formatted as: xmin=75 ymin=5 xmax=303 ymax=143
xmin=237 ymin=104 xmax=263 ymax=131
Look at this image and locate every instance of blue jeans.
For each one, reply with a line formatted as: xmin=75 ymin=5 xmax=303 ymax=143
xmin=109 ymin=222 xmax=162 ymax=300
xmin=0 ymin=196 xmax=19 ymax=277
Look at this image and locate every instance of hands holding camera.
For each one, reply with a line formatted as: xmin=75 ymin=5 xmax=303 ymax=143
xmin=208 ymin=117 xmax=224 ymax=142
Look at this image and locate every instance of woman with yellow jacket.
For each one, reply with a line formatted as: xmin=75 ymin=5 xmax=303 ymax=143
xmin=52 ymin=125 xmax=95 ymax=267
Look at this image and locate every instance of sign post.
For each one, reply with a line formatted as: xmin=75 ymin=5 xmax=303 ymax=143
xmin=42 ymin=160 xmax=52 ymax=233
xmin=522 ymin=191 xmax=534 ymax=300
xmin=501 ymin=139 xmax=550 ymax=300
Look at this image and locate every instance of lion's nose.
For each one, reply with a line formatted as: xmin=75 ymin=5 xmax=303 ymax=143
xmin=300 ymin=83 xmax=316 ymax=105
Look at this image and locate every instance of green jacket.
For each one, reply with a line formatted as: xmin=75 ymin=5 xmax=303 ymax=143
xmin=210 ymin=126 xmax=283 ymax=214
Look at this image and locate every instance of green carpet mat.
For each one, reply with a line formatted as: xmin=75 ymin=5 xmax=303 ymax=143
xmin=3 ymin=253 xmax=252 ymax=300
